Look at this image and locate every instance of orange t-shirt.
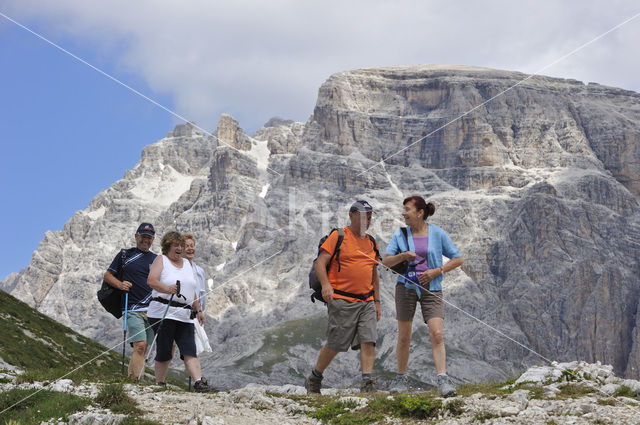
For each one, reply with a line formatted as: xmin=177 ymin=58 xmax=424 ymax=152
xmin=320 ymin=226 xmax=379 ymax=302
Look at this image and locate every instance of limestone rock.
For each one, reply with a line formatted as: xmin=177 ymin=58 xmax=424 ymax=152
xmin=4 ymin=362 xmax=640 ymax=425
xmin=3 ymin=65 xmax=640 ymax=389
xmin=215 ymin=113 xmax=252 ymax=151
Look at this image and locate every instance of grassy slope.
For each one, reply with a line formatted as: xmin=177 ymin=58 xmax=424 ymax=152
xmin=234 ymin=315 xmax=328 ymax=377
xmin=0 ymin=290 xmax=173 ymax=424
xmin=0 ymin=289 xmax=124 ymax=382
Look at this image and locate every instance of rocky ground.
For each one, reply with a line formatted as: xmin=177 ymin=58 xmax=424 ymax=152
xmin=2 ymin=361 xmax=640 ymax=424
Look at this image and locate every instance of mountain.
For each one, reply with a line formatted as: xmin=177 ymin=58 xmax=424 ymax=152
xmin=2 ymin=65 xmax=639 ymax=389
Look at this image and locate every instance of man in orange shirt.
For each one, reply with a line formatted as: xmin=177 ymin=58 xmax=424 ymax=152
xmin=305 ymin=200 xmax=381 ymax=394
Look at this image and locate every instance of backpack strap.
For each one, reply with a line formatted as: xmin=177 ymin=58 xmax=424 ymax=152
xmin=366 ymin=234 xmax=380 ymax=263
xmin=329 ymin=228 xmax=345 ymax=272
xmin=117 ymin=249 xmax=127 ymax=280
xmin=400 ymin=227 xmax=408 ymax=250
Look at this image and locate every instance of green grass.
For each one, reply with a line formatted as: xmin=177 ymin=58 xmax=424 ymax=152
xmin=370 ymin=393 xmax=443 ymax=418
xmin=519 ymin=383 xmax=545 ymax=399
xmin=597 ymin=398 xmax=617 ymax=406
xmin=0 ymin=291 xmax=186 ymax=389
xmin=266 ymin=392 xmax=335 ymax=409
xmin=444 ymin=398 xmax=465 ymax=415
xmin=0 ymin=290 xmax=122 ymax=383
xmin=309 ymin=400 xmax=362 ymax=423
xmin=559 ymin=368 xmax=580 ymax=382
xmin=235 ymin=315 xmax=328 ymax=377
xmin=95 ymin=383 xmax=141 ymax=415
xmin=457 ymin=381 xmax=509 ymax=398
xmin=612 ymin=385 xmax=636 ymax=398
xmin=456 ymin=377 xmax=546 ymax=400
xmin=305 ymin=393 xmax=449 ymax=424
xmin=92 ymin=383 xmax=167 ymax=424
xmin=473 ymin=409 xmax=499 ymax=422
xmin=120 ymin=418 xmax=165 ymax=425
xmin=0 ymin=388 xmax=91 ymax=424
xmin=555 ymin=383 xmax=596 ymax=399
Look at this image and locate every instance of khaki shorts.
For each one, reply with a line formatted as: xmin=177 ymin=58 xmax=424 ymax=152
xmin=395 ymin=283 xmax=443 ymax=322
xmin=326 ymin=299 xmax=377 ymax=352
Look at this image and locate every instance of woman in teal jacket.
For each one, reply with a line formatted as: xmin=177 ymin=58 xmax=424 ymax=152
xmin=382 ymin=195 xmax=463 ymax=397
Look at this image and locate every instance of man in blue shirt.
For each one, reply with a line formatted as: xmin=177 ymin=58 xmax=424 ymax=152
xmin=103 ymin=222 xmax=157 ymax=379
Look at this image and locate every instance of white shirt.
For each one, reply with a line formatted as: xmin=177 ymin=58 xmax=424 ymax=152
xmin=192 ymin=262 xmax=207 ymax=312
xmin=147 ymin=256 xmax=197 ymax=323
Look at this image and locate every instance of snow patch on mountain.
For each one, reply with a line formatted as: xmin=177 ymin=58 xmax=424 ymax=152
xmin=259 ymin=183 xmax=270 ymax=198
xmin=86 ymin=206 xmax=105 ymax=220
xmin=246 ymin=138 xmax=270 ymax=171
xmin=129 ymin=165 xmax=196 ymax=207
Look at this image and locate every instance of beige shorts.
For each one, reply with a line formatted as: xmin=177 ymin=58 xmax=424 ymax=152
xmin=326 ymin=299 xmax=377 ymax=352
xmin=395 ymin=283 xmax=443 ymax=322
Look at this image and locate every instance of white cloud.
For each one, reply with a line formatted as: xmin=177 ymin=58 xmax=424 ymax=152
xmin=3 ymin=0 xmax=639 ymax=132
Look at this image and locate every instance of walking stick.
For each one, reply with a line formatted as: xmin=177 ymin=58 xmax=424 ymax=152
xmin=122 ymin=292 xmax=129 ymax=376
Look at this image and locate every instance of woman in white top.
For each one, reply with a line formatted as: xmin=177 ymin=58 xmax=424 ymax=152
xmin=147 ymin=231 xmax=211 ymax=392
xmin=183 ymin=234 xmax=206 ymax=312
xmin=183 ymin=233 xmax=212 ymax=355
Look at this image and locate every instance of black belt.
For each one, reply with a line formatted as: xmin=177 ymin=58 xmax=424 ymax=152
xmin=152 ymin=297 xmax=192 ymax=310
xmin=333 ymin=289 xmax=375 ymax=301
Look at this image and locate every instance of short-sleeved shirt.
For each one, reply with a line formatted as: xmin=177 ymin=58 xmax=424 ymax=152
xmin=320 ymin=226 xmax=379 ymax=302
xmin=108 ymin=248 xmax=157 ymax=312
xmin=385 ymin=224 xmax=460 ymax=291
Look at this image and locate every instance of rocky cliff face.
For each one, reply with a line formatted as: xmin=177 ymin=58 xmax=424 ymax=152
xmin=3 ymin=65 xmax=639 ymax=388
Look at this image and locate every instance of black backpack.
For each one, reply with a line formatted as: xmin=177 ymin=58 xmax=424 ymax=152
xmin=97 ymin=249 xmax=126 ymax=318
xmin=308 ymin=228 xmax=380 ymax=303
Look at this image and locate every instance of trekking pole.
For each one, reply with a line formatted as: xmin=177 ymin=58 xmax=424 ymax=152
xmin=139 ymin=280 xmax=179 ymax=380
xmin=121 ymin=292 xmax=129 ymax=376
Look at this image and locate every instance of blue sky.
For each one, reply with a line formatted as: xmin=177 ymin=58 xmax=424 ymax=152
xmin=1 ymin=1 xmax=639 ymax=279
xmin=0 ymin=19 xmax=173 ymax=279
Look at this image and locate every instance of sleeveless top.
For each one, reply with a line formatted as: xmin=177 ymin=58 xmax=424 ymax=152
xmin=147 ymin=256 xmax=197 ymax=323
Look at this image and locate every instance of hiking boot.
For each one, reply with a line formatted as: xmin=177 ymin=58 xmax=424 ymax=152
xmin=437 ymin=374 xmax=457 ymax=398
xmin=193 ymin=377 xmax=213 ymax=393
xmin=305 ymin=373 xmax=323 ymax=394
xmin=360 ymin=378 xmax=376 ymax=393
xmin=390 ymin=374 xmax=409 ymax=393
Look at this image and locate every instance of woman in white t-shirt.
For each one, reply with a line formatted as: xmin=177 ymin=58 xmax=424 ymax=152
xmin=147 ymin=231 xmax=211 ymax=392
